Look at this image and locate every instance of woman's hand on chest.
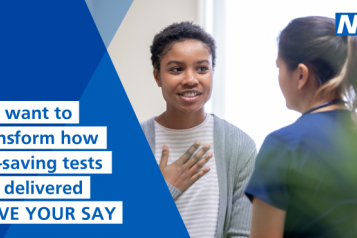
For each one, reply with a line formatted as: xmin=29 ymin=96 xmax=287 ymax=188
xmin=159 ymin=141 xmax=212 ymax=192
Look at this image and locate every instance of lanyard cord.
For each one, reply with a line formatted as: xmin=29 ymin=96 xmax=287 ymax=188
xmin=302 ymin=99 xmax=346 ymax=116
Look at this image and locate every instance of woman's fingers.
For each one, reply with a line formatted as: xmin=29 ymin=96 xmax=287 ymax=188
xmin=160 ymin=142 xmax=211 ymax=192
xmin=159 ymin=145 xmax=169 ymax=170
xmin=176 ymin=141 xmax=201 ymax=165
xmin=190 ymin=166 xmax=210 ymax=184
xmin=184 ymin=144 xmax=211 ymax=168
xmin=189 ymin=152 xmax=213 ymax=175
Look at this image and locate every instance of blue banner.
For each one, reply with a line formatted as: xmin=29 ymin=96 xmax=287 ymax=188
xmin=0 ymin=1 xmax=188 ymax=237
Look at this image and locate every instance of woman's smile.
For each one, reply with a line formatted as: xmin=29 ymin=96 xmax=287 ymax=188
xmin=178 ymin=90 xmax=203 ymax=103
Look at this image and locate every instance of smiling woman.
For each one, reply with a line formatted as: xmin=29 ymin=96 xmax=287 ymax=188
xmin=153 ymin=38 xmax=213 ymax=127
xmin=140 ymin=22 xmax=257 ymax=238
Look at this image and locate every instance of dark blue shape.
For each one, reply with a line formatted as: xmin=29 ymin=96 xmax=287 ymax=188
xmin=0 ymin=0 xmax=105 ymax=101
xmin=0 ymin=0 xmax=188 ymax=237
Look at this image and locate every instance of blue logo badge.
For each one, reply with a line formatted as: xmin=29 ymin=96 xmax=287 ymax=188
xmin=336 ymin=13 xmax=357 ymax=35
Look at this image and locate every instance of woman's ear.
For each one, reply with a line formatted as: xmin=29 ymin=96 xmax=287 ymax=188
xmin=153 ymin=68 xmax=162 ymax=87
xmin=296 ymin=63 xmax=309 ymax=90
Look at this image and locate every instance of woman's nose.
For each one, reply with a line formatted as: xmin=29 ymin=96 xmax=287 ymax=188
xmin=182 ymin=71 xmax=198 ymax=86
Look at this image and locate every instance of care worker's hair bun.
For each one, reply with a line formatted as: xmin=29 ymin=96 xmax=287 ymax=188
xmin=278 ymin=16 xmax=357 ymax=111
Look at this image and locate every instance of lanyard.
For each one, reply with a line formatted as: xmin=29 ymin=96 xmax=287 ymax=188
xmin=302 ymin=99 xmax=346 ymax=116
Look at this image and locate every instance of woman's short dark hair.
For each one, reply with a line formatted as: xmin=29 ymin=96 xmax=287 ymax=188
xmin=150 ymin=22 xmax=216 ymax=71
xmin=278 ymin=16 xmax=357 ymax=110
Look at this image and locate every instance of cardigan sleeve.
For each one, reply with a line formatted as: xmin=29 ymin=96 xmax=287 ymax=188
xmin=227 ymin=138 xmax=257 ymax=238
xmin=166 ymin=181 xmax=181 ymax=199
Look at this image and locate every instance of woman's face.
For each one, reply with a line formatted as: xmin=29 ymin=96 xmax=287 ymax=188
xmin=154 ymin=39 xmax=213 ymax=114
xmin=276 ymin=54 xmax=300 ymax=111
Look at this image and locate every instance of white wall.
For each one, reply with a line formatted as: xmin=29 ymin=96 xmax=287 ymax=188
xmin=108 ymin=0 xmax=198 ymax=122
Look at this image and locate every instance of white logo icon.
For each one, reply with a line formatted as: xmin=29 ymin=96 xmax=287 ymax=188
xmin=337 ymin=15 xmax=357 ymax=34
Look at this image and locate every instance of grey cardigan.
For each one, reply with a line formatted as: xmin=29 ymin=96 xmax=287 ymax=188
xmin=141 ymin=114 xmax=256 ymax=238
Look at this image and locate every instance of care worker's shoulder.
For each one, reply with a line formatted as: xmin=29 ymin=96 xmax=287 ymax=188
xmin=212 ymin=114 xmax=256 ymax=157
xmin=265 ymin=119 xmax=305 ymax=147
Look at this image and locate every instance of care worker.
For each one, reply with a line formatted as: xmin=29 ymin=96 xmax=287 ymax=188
xmin=141 ymin=22 xmax=256 ymax=238
xmin=245 ymin=16 xmax=357 ymax=237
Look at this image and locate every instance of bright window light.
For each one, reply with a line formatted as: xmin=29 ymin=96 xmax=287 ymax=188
xmin=224 ymin=0 xmax=357 ymax=149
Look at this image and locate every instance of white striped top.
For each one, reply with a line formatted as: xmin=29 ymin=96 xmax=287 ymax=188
xmin=154 ymin=114 xmax=219 ymax=238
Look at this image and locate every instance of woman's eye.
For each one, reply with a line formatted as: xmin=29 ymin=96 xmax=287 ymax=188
xmin=197 ymin=66 xmax=208 ymax=72
xmin=170 ymin=67 xmax=182 ymax=73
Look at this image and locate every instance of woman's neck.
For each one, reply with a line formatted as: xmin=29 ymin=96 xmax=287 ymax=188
xmin=155 ymin=107 xmax=207 ymax=129
xmin=301 ymin=94 xmax=347 ymax=114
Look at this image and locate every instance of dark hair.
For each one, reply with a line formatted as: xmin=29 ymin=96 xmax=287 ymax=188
xmin=150 ymin=22 xmax=216 ymax=71
xmin=278 ymin=16 xmax=357 ymax=110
